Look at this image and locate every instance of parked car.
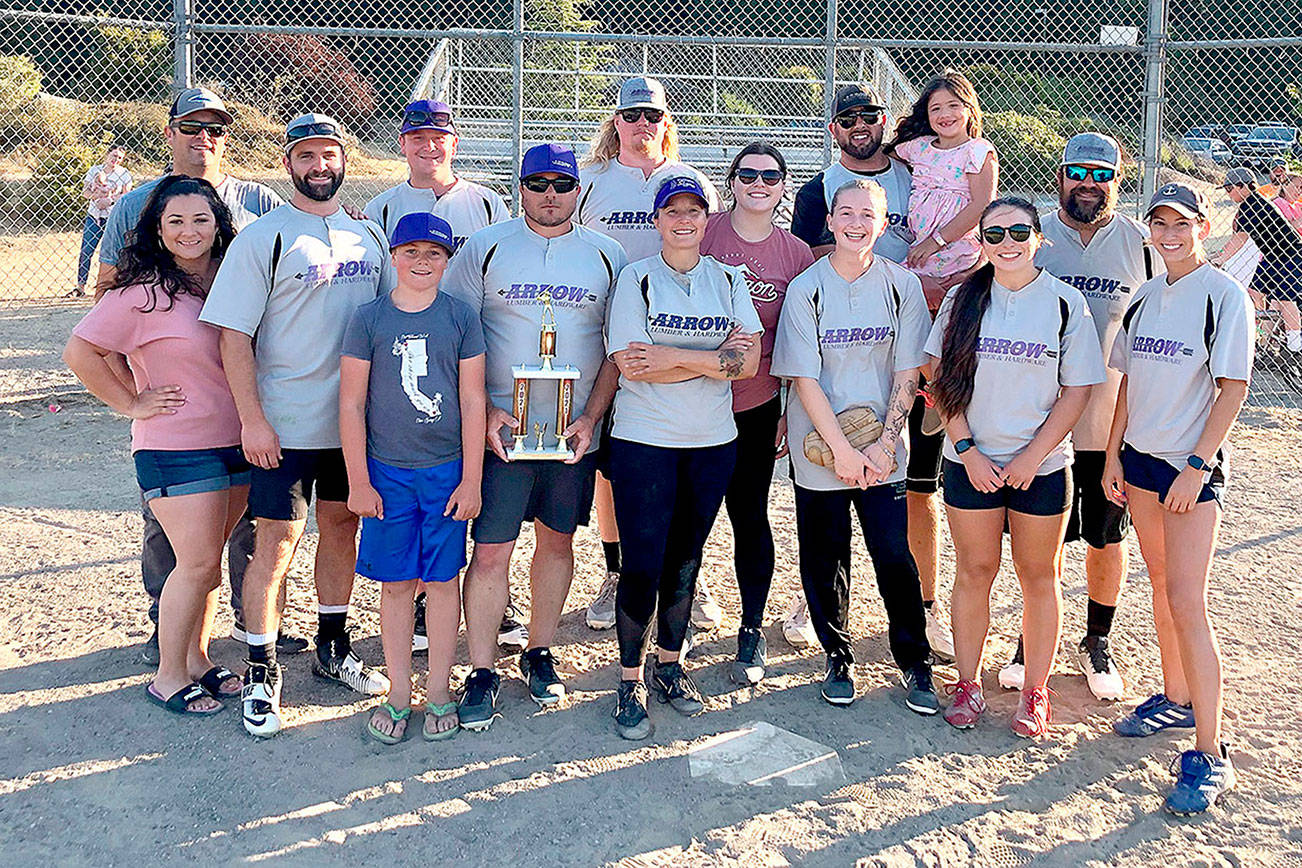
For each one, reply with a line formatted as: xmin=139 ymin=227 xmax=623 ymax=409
xmin=1182 ymin=136 xmax=1235 ymax=165
xmin=1231 ymin=125 xmax=1302 ymax=166
xmin=1186 ymin=124 xmax=1228 ymax=142
xmin=1226 ymin=124 xmax=1254 ymax=141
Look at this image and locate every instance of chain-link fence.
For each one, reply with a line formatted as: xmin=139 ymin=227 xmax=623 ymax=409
xmin=3 ymin=0 xmax=1301 ymax=409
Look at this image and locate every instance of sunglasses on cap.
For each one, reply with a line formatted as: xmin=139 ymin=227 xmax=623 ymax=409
xmin=172 ymin=120 xmax=228 ymax=137
xmin=286 ymin=121 xmax=343 ymax=144
xmin=835 ymin=109 xmax=882 ymax=129
xmin=618 ymin=107 xmax=664 ymax=124
xmin=733 ymin=167 xmax=784 ymax=186
xmin=981 ymin=223 xmax=1035 ymax=244
xmin=1064 ymin=165 xmax=1116 ymax=183
xmin=521 ymin=176 xmax=578 ymax=194
xmin=403 ymin=109 xmax=453 ymax=129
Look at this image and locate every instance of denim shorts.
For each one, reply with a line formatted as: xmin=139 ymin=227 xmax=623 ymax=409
xmin=134 ymin=446 xmax=251 ymax=502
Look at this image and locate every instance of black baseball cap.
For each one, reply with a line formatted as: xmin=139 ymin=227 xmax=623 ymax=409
xmin=832 ymin=85 xmax=886 ymax=118
xmin=1145 ymin=182 xmax=1209 ymax=220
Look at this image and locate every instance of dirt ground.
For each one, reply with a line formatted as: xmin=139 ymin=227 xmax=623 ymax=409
xmin=2 ymin=305 xmax=1301 ymax=867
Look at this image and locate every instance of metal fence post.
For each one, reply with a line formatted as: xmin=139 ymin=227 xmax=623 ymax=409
xmin=172 ymin=0 xmax=193 ymax=92
xmin=1140 ymin=0 xmax=1168 ymax=210
xmin=511 ymin=0 xmax=525 ymax=214
xmin=822 ymin=0 xmax=837 ymax=165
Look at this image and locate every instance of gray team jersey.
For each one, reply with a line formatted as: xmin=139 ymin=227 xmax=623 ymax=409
xmin=820 ymin=159 xmax=913 ymax=263
xmin=925 ymin=269 xmax=1106 ymax=473
xmin=363 ymin=177 xmax=509 ymax=251
xmin=100 ymin=174 xmax=283 ymax=267
xmin=1109 ymin=264 xmax=1253 ymax=469
xmin=199 ymin=203 xmax=397 ymax=449
xmin=606 ymin=254 xmax=763 ymax=448
xmin=771 ymin=256 xmax=931 ymax=490
xmin=1036 ymin=210 xmax=1164 ymax=451
xmin=576 ymin=159 xmax=721 ymax=262
xmin=443 ymin=218 xmax=628 ymax=449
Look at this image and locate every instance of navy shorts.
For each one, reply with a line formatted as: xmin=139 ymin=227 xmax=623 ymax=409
xmin=1120 ymin=444 xmax=1223 ymax=507
xmin=905 ymin=393 xmax=944 ymax=495
xmin=472 ymin=451 xmax=599 ymax=543
xmin=134 ymin=446 xmax=250 ymax=502
xmin=356 ymin=457 xmax=469 ymax=583
xmin=248 ymin=448 xmax=349 ymax=521
xmin=1250 ymin=258 xmax=1302 ymax=303
xmin=1064 ymin=450 xmax=1131 ymax=548
xmin=942 ymin=459 xmax=1072 ymax=516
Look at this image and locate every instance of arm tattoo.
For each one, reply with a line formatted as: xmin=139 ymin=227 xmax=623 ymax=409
xmin=882 ymin=374 xmax=918 ymax=445
xmin=719 ymin=348 xmax=745 ymax=379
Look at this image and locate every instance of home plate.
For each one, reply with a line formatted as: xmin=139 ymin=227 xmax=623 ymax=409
xmin=687 ymin=721 xmax=844 ymax=787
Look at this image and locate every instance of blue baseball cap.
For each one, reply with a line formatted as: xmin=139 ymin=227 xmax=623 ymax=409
xmin=520 ymin=143 xmax=579 ymax=180
xmin=389 ymin=212 xmax=456 ymax=254
xmin=400 ymin=99 xmax=456 ymax=135
xmin=653 ymin=175 xmax=709 ymax=212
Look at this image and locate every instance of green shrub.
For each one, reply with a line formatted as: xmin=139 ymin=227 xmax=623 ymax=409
xmin=983 ymin=111 xmax=1067 ymax=191
xmin=0 ymin=55 xmax=40 ymax=113
xmin=24 ymin=143 xmax=95 ymax=230
xmin=92 ymin=26 xmax=171 ymax=103
xmin=79 ymin=102 xmax=170 ymax=162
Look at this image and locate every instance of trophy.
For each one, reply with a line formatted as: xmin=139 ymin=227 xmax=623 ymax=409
xmin=508 ymin=290 xmax=579 ymax=460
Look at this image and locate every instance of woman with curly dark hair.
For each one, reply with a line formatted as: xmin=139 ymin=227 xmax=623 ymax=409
xmin=65 ymin=176 xmax=246 ymax=717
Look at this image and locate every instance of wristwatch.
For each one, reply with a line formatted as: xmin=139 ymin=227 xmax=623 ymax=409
xmin=932 ymin=228 xmax=948 ymax=247
xmin=955 ymin=437 xmax=976 ymax=455
xmin=1186 ymin=454 xmax=1212 ymax=472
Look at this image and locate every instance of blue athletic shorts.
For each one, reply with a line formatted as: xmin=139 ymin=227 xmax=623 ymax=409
xmin=1120 ymin=444 xmax=1223 ymax=507
xmin=134 ymin=446 xmax=250 ymax=502
xmin=356 ymin=457 xmax=469 ymax=583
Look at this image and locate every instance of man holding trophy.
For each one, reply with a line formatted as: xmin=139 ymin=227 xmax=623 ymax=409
xmin=444 ymin=144 xmax=628 ymax=729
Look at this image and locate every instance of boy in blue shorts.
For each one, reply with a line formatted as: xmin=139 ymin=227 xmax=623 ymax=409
xmin=340 ymin=212 xmax=487 ymax=744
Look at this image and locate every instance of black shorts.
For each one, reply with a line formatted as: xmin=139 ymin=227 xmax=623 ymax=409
xmin=249 ymin=448 xmax=349 ymax=521
xmin=1064 ymin=450 xmax=1131 ymax=548
xmin=472 ymin=451 xmax=599 ymax=543
xmin=1250 ymin=258 xmax=1302 ymax=303
xmin=1120 ymin=444 xmax=1223 ymax=507
xmin=942 ymin=459 xmax=1072 ymax=516
xmin=906 ymin=393 xmax=944 ymax=495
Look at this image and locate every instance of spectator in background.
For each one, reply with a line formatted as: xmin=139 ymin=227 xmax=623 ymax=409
xmin=70 ymin=145 xmax=131 ymax=298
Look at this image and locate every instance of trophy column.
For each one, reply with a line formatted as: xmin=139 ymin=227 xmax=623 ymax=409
xmin=555 ymin=378 xmax=574 ymax=453
xmin=511 ymin=377 xmax=531 ymax=453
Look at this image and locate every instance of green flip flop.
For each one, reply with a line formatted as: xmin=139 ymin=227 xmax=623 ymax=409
xmin=423 ymin=701 xmax=460 ymax=741
xmin=365 ymin=702 xmax=411 ymax=745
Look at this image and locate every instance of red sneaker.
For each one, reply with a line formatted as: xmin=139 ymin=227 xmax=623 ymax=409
xmin=1011 ymin=686 xmax=1052 ymax=737
xmin=943 ymin=679 xmax=987 ymax=729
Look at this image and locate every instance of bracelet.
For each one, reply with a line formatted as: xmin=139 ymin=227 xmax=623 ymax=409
xmin=932 ymin=228 xmax=948 ymax=247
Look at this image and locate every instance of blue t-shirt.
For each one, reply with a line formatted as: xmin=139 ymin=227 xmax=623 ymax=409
xmin=341 ymin=292 xmax=486 ymax=468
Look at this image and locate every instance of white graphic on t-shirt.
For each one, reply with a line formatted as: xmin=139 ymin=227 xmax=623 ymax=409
xmin=392 ymin=336 xmax=443 ymax=421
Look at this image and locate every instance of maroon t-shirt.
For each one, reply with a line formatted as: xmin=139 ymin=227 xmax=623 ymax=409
xmin=701 ymin=213 xmax=816 ymax=412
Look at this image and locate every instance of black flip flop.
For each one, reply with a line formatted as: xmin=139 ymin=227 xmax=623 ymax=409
xmin=197 ymin=666 xmax=241 ymax=699
xmin=145 ymin=682 xmax=225 ymax=716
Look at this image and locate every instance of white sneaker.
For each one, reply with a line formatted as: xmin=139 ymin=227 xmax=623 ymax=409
xmin=1078 ymin=635 xmax=1125 ymax=701
xmin=690 ymin=578 xmax=723 ymax=630
xmin=781 ymin=597 xmax=818 ymax=647
xmin=924 ymin=605 xmax=955 ymax=662
xmin=497 ymin=604 xmax=529 ymax=649
xmin=242 ymin=663 xmax=283 ymax=737
xmin=998 ymin=660 xmax=1025 ymax=691
xmin=586 ymin=571 xmax=619 ymax=630
xmin=314 ymin=645 xmax=390 ymax=696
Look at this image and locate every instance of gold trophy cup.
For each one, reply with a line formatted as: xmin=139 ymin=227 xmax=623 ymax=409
xmin=509 ymin=290 xmax=579 ymax=460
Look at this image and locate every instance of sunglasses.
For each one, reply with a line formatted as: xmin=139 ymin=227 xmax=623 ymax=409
xmin=618 ymin=108 xmax=664 ymax=124
xmin=981 ymin=223 xmax=1035 ymax=244
xmin=521 ymin=176 xmax=578 ymax=194
xmin=172 ymin=120 xmax=228 ymax=137
xmin=1064 ymin=165 xmax=1116 ymax=183
xmin=286 ymin=121 xmax=342 ymax=144
xmin=835 ymin=110 xmax=882 ymax=129
xmin=734 ymin=168 xmax=784 ymax=186
xmin=403 ymin=109 xmax=453 ymax=129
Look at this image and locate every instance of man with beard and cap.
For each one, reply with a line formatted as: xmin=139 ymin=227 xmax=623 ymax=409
xmin=201 ymin=114 xmax=397 ymax=737
xmin=994 ymin=132 xmax=1163 ymax=701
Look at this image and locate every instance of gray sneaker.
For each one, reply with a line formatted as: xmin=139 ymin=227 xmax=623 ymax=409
xmin=730 ymin=627 xmax=766 ymax=686
xmin=613 ymin=679 xmax=652 ymax=740
xmin=902 ymin=664 xmax=940 ymax=715
xmin=651 ymin=660 xmax=705 ymax=716
xmin=585 ymin=571 xmax=619 ymax=630
xmin=821 ymin=656 xmax=855 ymax=706
xmin=458 ymin=668 xmax=501 ymax=732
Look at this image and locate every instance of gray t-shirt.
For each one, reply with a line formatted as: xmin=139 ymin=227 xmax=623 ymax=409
xmin=1036 ymin=211 xmax=1163 ymax=451
xmin=1110 ymin=264 xmax=1253 ymax=469
xmin=100 ymin=174 xmax=283 ymax=267
xmin=605 ymin=254 xmax=763 ymax=448
xmin=576 ymin=159 xmax=721 ymax=262
xmin=341 ymin=292 xmax=486 ymax=468
xmin=771 ymin=256 xmax=931 ymax=490
xmin=924 ymin=269 xmax=1106 ymax=473
xmin=790 ymin=158 xmax=913 ymax=263
xmin=363 ymin=177 xmax=509 ymax=252
xmin=199 ymin=203 xmax=397 ymax=449
xmin=444 ymin=218 xmax=627 ymax=449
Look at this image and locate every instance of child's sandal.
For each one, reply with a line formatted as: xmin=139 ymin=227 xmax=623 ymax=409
xmin=423 ymin=701 xmax=460 ymax=741
xmin=365 ymin=701 xmax=411 ymax=745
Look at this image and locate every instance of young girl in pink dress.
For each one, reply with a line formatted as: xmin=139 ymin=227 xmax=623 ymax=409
xmin=889 ymin=70 xmax=999 ymax=307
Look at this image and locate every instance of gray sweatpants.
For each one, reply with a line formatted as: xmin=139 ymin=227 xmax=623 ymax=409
xmin=141 ymin=493 xmax=254 ymax=626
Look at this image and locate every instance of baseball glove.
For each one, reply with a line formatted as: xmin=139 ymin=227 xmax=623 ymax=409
xmin=803 ymin=406 xmax=890 ymax=468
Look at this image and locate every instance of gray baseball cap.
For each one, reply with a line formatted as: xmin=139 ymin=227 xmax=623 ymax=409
xmin=284 ymin=113 xmax=347 ymax=155
xmin=1223 ymin=166 xmax=1256 ymax=188
xmin=169 ymin=87 xmax=234 ymax=125
xmin=616 ymin=77 xmax=668 ymax=112
xmin=1061 ymin=132 xmax=1121 ymax=170
xmin=1145 ymin=181 xmax=1209 ymax=220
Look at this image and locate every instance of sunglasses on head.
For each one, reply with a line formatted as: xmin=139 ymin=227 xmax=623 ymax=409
xmin=521 ymin=176 xmax=578 ymax=194
xmin=835 ymin=109 xmax=882 ymax=129
xmin=618 ymin=107 xmax=664 ymax=124
xmin=286 ymin=121 xmax=342 ymax=144
xmin=1064 ymin=165 xmax=1116 ymax=183
xmin=734 ymin=167 xmax=784 ymax=186
xmin=172 ymin=120 xmax=228 ymax=137
xmin=403 ymin=109 xmax=453 ymax=129
xmin=981 ymin=223 xmax=1035 ymax=244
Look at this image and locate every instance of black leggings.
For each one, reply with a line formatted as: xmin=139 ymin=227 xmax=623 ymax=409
xmin=609 ymin=438 xmax=737 ymax=669
xmin=724 ymin=396 xmax=781 ymax=628
xmin=793 ymin=481 xmax=930 ymax=669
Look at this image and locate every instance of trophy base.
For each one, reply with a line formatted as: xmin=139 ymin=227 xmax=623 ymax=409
xmin=508 ymin=449 xmax=575 ymax=462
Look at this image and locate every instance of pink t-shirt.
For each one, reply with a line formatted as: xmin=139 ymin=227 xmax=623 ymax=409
xmin=72 ymin=284 xmax=242 ymax=452
xmin=702 ymin=213 xmax=816 ymax=412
